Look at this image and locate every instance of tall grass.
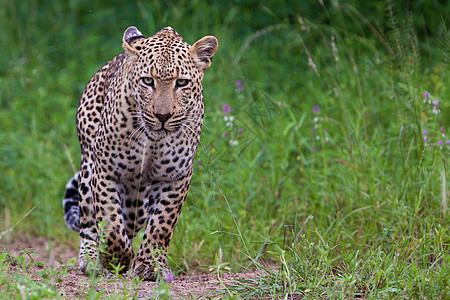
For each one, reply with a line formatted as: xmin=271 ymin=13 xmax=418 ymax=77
xmin=0 ymin=0 xmax=448 ymax=298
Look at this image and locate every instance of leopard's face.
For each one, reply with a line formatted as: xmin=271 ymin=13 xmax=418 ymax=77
xmin=123 ymin=27 xmax=212 ymax=135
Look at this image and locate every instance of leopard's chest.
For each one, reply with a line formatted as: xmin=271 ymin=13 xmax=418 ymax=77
xmin=134 ymin=135 xmax=196 ymax=183
xmin=94 ymin=123 xmax=196 ymax=184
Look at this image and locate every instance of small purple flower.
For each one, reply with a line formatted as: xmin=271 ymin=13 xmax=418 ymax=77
xmin=432 ymin=99 xmax=439 ymax=106
xmin=325 ymin=128 xmax=329 ymax=132
xmin=437 ymin=140 xmax=443 ymax=146
xmin=313 ymin=146 xmax=318 ymax=151
xmin=239 ymin=128 xmax=244 ymax=133
xmin=313 ymin=106 xmax=320 ymax=113
xmin=312 ymin=127 xmax=317 ymax=133
xmin=198 ymin=160 xmax=202 ymax=165
xmin=222 ymin=105 xmax=232 ymax=114
xmin=424 ymin=136 xmax=428 ymax=143
xmin=164 ymin=274 xmax=175 ymax=283
xmin=224 ymin=132 xmax=228 ymax=137
xmin=446 ymin=140 xmax=450 ymax=145
xmin=423 ymin=130 xmax=428 ymax=135
xmin=440 ymin=127 xmax=445 ymax=133
xmin=235 ymin=80 xmax=244 ymax=91
xmin=424 ymin=92 xmax=430 ymax=100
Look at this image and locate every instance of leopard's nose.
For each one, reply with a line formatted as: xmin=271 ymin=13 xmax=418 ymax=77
xmin=154 ymin=113 xmax=173 ymax=123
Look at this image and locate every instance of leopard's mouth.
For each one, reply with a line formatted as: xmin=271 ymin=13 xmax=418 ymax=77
xmin=146 ymin=121 xmax=182 ymax=133
xmin=139 ymin=111 xmax=184 ymax=133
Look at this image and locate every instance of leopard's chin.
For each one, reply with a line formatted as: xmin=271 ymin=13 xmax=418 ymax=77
xmin=148 ymin=126 xmax=179 ymax=133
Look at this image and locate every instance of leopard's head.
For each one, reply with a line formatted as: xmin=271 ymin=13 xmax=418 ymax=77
xmin=122 ymin=26 xmax=218 ymax=134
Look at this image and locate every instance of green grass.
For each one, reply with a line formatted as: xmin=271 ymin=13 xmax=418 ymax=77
xmin=0 ymin=245 xmax=75 ymax=299
xmin=0 ymin=0 xmax=448 ymax=298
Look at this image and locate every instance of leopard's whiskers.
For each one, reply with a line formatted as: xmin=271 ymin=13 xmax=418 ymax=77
xmin=126 ymin=122 xmax=146 ymax=148
xmin=179 ymin=123 xmax=198 ymax=139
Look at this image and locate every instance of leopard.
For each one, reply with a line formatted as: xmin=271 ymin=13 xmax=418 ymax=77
xmin=62 ymin=26 xmax=218 ymax=281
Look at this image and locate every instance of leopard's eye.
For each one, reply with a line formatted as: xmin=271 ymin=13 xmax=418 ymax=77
xmin=141 ymin=77 xmax=154 ymax=87
xmin=175 ymin=78 xmax=190 ymax=88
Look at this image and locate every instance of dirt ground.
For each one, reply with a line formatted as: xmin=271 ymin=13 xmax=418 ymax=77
xmin=4 ymin=238 xmax=259 ymax=299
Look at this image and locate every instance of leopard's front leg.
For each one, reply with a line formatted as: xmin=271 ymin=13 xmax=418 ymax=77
xmin=78 ymin=152 xmax=101 ymax=275
xmin=130 ymin=177 xmax=191 ymax=281
xmin=91 ymin=165 xmax=135 ymax=274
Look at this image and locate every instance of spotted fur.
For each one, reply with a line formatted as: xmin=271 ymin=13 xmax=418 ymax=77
xmin=63 ymin=26 xmax=218 ymax=280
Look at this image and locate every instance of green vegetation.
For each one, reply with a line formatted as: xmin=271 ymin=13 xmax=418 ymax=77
xmin=0 ymin=245 xmax=75 ymax=299
xmin=1 ymin=0 xmax=448 ymax=298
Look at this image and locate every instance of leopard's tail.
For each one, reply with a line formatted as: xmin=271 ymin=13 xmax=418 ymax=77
xmin=63 ymin=172 xmax=80 ymax=232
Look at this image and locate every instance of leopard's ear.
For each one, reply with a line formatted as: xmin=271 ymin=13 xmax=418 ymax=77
xmin=190 ymin=36 xmax=218 ymax=71
xmin=122 ymin=26 xmax=146 ymax=55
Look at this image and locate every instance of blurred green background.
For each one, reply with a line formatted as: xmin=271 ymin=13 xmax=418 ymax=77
xmin=0 ymin=1 xmax=448 ymax=293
